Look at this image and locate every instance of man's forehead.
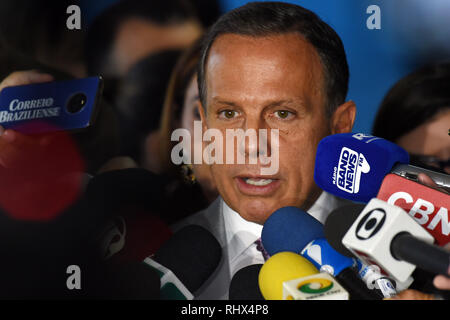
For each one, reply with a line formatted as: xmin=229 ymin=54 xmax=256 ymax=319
xmin=208 ymin=32 xmax=321 ymax=64
xmin=205 ymin=33 xmax=325 ymax=106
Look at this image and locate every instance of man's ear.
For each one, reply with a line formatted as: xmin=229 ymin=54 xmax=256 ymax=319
xmin=330 ymin=100 xmax=356 ymax=134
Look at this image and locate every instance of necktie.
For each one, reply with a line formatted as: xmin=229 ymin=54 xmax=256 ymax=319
xmin=254 ymin=238 xmax=270 ymax=261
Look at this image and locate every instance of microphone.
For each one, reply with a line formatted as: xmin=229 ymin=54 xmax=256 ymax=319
xmin=377 ymin=173 xmax=449 ymax=246
xmin=258 ymin=252 xmax=348 ymax=300
xmin=314 ymin=133 xmax=449 ymax=203
xmin=229 ymin=264 xmax=264 ymax=300
xmin=342 ymin=198 xmax=448 ymax=282
xmin=262 ymin=205 xmax=386 ymax=299
xmin=324 ymin=204 xmax=413 ymax=292
xmin=144 ymin=225 xmax=221 ymax=300
xmin=324 ymin=204 xmax=365 ymax=257
xmin=301 ymin=238 xmax=385 ymax=299
xmin=261 ymin=206 xmax=324 ymax=256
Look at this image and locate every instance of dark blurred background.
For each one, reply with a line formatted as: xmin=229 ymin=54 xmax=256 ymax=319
xmin=2 ymin=0 xmax=450 ymax=133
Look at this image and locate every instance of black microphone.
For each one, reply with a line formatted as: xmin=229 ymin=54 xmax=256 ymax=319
xmin=148 ymin=225 xmax=222 ymax=298
xmin=390 ymin=233 xmax=450 ymax=276
xmin=229 ymin=264 xmax=264 ymax=300
xmin=324 ymin=204 xmax=365 ymax=257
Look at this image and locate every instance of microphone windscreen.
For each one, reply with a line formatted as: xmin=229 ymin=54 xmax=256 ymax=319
xmin=261 ymin=206 xmax=324 ymax=256
xmin=229 ymin=264 xmax=264 ymax=300
xmin=314 ymin=133 xmax=409 ymax=202
xmin=153 ymin=225 xmax=221 ymax=293
xmin=323 ymin=204 xmax=365 ymax=257
xmin=258 ymin=252 xmax=318 ymax=300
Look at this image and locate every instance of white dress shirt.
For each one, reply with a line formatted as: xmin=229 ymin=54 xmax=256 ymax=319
xmin=187 ymin=191 xmax=346 ymax=300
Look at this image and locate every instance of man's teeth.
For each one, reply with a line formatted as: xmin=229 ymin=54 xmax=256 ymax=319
xmin=244 ymin=178 xmax=273 ymax=186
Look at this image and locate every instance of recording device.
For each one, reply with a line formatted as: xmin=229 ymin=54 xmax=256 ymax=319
xmin=377 ymin=173 xmax=449 ymax=246
xmin=144 ymin=225 xmax=221 ymax=300
xmin=258 ymin=252 xmax=348 ymax=300
xmin=0 ymin=77 xmax=103 ymax=134
xmin=261 ymin=206 xmax=324 ymax=256
xmin=314 ymin=133 xmax=450 ymax=203
xmin=342 ymin=198 xmax=448 ymax=283
xmin=229 ymin=264 xmax=264 ymax=300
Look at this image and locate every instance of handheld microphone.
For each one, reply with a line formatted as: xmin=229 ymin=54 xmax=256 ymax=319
xmin=301 ymin=238 xmax=384 ymax=299
xmin=144 ymin=225 xmax=221 ymax=300
xmin=261 ymin=206 xmax=324 ymax=256
xmin=377 ymin=173 xmax=449 ymax=246
xmin=324 ymin=204 xmax=413 ymax=292
xmin=324 ymin=204 xmax=365 ymax=257
xmin=229 ymin=264 xmax=264 ymax=300
xmin=342 ymin=198 xmax=448 ymax=282
xmin=258 ymin=252 xmax=348 ymax=300
xmin=314 ymin=133 xmax=449 ymax=203
xmin=262 ymin=205 xmax=385 ymax=298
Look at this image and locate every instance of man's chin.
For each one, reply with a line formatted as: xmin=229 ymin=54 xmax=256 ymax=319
xmin=232 ymin=199 xmax=278 ymax=225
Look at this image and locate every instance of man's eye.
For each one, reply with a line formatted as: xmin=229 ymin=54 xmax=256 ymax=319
xmin=219 ymin=110 xmax=238 ymax=119
xmin=274 ymin=110 xmax=293 ymax=119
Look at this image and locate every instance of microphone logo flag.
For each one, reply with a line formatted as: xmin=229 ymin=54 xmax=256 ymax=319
xmin=304 ymin=244 xmax=322 ymax=265
xmin=356 ymin=208 xmax=387 ymax=240
xmin=297 ymin=278 xmax=334 ymax=294
xmin=283 ymin=273 xmax=349 ymax=300
xmin=335 ymin=147 xmax=371 ymax=194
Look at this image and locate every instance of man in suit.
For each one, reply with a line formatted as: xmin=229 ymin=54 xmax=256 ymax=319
xmin=173 ymin=1 xmax=356 ymax=299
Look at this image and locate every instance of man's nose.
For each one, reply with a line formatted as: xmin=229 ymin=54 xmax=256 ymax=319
xmin=238 ymin=118 xmax=270 ymax=160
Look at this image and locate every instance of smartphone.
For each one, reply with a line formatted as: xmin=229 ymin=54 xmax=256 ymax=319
xmin=0 ymin=76 xmax=103 ymax=134
xmin=391 ymin=163 xmax=450 ymax=190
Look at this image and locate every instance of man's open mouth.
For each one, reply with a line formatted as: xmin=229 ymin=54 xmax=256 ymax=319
xmin=241 ymin=178 xmax=274 ymax=186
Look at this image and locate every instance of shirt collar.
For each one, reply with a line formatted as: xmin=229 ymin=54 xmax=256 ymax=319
xmin=221 ymin=191 xmax=340 ymax=262
xmin=222 ymin=201 xmax=263 ymax=264
xmin=307 ymin=191 xmax=341 ymax=224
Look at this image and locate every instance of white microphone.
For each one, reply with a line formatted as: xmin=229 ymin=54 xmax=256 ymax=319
xmin=342 ymin=198 xmax=449 ymax=283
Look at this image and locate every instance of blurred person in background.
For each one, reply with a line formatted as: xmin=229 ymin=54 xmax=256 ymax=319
xmin=372 ymin=62 xmax=450 ymax=175
xmin=85 ymin=0 xmax=203 ymax=104
xmin=0 ymin=0 xmax=86 ymax=79
xmin=158 ymin=37 xmax=218 ymax=212
xmin=113 ymin=50 xmax=182 ymax=171
xmin=373 ymin=62 xmax=450 ymax=300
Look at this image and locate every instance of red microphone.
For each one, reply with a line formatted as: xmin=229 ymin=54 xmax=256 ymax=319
xmin=377 ymin=173 xmax=449 ymax=246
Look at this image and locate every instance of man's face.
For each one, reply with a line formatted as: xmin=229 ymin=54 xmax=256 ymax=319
xmin=201 ymin=33 xmax=335 ymax=224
